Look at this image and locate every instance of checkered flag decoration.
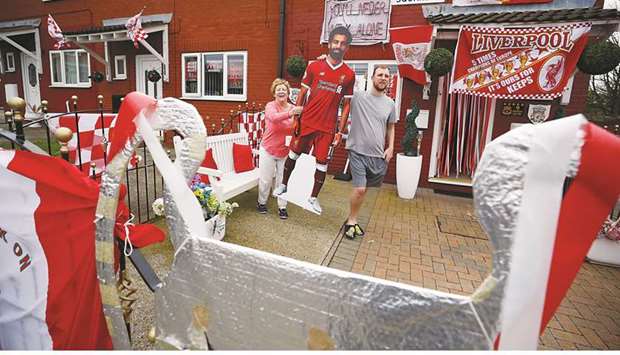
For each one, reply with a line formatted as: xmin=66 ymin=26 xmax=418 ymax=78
xmin=239 ymin=111 xmax=265 ymax=166
xmin=47 ymin=113 xmax=139 ymax=175
xmin=239 ymin=111 xmax=265 ymax=151
xmin=47 ymin=15 xmax=67 ymax=49
xmin=126 ymin=9 xmax=148 ymax=48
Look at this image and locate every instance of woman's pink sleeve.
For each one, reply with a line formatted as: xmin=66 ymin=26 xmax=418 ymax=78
xmin=265 ymin=102 xmax=292 ymax=123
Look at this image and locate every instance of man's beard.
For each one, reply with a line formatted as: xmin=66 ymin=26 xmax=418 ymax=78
xmin=329 ymin=48 xmax=343 ymax=60
xmin=373 ymin=82 xmax=387 ymax=92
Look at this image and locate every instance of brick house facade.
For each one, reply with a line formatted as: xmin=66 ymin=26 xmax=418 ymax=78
xmin=1 ymin=0 xmax=617 ymax=192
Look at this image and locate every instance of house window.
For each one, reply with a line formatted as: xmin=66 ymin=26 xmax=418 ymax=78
xmin=114 ymin=55 xmax=127 ymax=80
xmin=181 ymin=51 xmax=247 ymax=101
xmin=6 ymin=52 xmax=15 ymax=72
xmin=182 ymin=54 xmax=199 ymax=96
xmin=49 ymin=49 xmax=91 ymax=87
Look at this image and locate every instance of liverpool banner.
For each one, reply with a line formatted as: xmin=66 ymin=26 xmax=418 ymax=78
xmin=450 ymin=23 xmax=591 ymax=100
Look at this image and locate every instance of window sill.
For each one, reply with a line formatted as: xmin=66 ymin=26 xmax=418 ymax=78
xmin=49 ymin=84 xmax=93 ymax=89
xmin=113 ymin=77 xmax=127 ymax=81
xmin=180 ymin=96 xmax=247 ymax=102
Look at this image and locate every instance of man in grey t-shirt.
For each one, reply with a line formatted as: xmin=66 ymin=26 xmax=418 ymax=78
xmin=338 ymin=65 xmax=396 ymax=239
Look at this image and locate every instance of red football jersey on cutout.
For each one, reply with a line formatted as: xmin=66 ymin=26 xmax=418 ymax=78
xmin=300 ymin=60 xmax=355 ymax=135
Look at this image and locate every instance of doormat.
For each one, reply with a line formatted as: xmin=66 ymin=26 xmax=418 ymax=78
xmin=436 ymin=215 xmax=488 ymax=240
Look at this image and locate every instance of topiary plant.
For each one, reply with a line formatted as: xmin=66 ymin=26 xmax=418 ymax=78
xmin=401 ymin=101 xmax=420 ymax=156
xmin=286 ymin=55 xmax=307 ymax=78
xmin=577 ymin=40 xmax=620 ymax=75
xmin=424 ymin=48 xmax=454 ymax=77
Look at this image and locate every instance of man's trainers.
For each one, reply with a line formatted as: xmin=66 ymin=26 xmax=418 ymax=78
xmin=278 ymin=208 xmax=288 ymax=219
xmin=344 ymin=224 xmax=356 ymax=239
xmin=273 ymin=184 xmax=287 ymax=196
xmin=353 ymin=224 xmax=365 ymax=237
xmin=344 ymin=223 xmax=365 ymax=239
xmin=256 ymin=203 xmax=268 ymax=214
xmin=308 ymin=197 xmax=322 ymax=214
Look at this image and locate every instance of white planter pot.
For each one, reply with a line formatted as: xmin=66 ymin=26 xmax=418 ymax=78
xmin=205 ymin=214 xmax=226 ymax=241
xmin=396 ymin=154 xmax=422 ymax=199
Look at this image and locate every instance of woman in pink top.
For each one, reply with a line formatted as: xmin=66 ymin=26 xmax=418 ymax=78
xmin=257 ymin=78 xmax=302 ymax=219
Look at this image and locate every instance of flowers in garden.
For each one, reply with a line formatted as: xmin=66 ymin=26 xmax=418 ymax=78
xmin=152 ymin=175 xmax=238 ymax=219
xmin=152 ymin=197 xmax=165 ymax=217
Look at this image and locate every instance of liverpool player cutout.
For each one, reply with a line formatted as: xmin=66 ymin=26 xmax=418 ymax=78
xmin=273 ymin=26 xmax=355 ymax=214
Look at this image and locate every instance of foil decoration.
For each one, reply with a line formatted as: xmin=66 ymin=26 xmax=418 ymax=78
xmin=95 ymin=95 xmax=206 ymax=349
xmin=153 ymin=117 xmax=587 ymax=350
xmin=154 ymin=98 xmax=206 ymax=251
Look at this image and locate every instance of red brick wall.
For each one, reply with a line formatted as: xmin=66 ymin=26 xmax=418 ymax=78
xmin=1 ymin=0 xmax=594 ymax=194
xmin=1 ymin=0 xmax=281 ymax=127
xmin=492 ymin=70 xmax=591 ymax=139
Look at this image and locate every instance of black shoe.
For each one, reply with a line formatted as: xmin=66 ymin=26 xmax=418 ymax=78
xmin=344 ymin=224 xmax=356 ymax=239
xmin=257 ymin=203 xmax=267 ymax=214
xmin=354 ymin=224 xmax=365 ymax=237
xmin=278 ymin=208 xmax=288 ymax=219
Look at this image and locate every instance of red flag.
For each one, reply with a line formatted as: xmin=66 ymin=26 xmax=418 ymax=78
xmin=126 ymin=9 xmax=148 ymax=48
xmin=389 ymin=25 xmax=433 ymax=86
xmin=0 ymin=151 xmax=112 ymax=349
xmin=0 ymin=149 xmax=163 ymax=349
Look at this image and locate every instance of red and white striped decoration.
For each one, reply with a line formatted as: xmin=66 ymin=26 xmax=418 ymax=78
xmin=437 ymin=73 xmax=493 ymax=178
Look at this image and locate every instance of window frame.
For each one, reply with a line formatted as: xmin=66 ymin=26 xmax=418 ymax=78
xmin=6 ymin=52 xmax=15 ymax=72
xmin=48 ymin=49 xmax=92 ymax=88
xmin=113 ymin=55 xmax=127 ymax=80
xmin=181 ymin=53 xmax=201 ymax=98
xmin=181 ymin=50 xmax=247 ymax=101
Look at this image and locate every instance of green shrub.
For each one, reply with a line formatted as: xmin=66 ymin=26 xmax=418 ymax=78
xmin=401 ymin=101 xmax=420 ymax=156
xmin=577 ymin=40 xmax=620 ymax=75
xmin=424 ymin=48 xmax=454 ymax=77
xmin=286 ymin=55 xmax=307 ymax=78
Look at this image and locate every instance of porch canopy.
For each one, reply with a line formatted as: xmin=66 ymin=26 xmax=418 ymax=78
xmin=422 ymin=1 xmax=620 ymax=104
xmin=423 ymin=1 xmax=620 ymax=37
xmin=0 ymin=17 xmax=42 ymax=74
xmin=63 ymin=13 xmax=172 ymax=82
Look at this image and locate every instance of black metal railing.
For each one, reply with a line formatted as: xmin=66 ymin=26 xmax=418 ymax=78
xmin=1 ymin=95 xmax=164 ymax=225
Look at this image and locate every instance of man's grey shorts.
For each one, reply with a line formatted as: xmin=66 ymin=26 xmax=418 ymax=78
xmin=349 ymin=150 xmax=388 ymax=188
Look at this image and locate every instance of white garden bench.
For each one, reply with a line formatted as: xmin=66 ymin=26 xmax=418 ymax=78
xmin=174 ymin=131 xmax=260 ymax=202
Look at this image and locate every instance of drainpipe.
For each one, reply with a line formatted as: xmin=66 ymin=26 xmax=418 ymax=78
xmin=278 ymin=0 xmax=286 ymax=78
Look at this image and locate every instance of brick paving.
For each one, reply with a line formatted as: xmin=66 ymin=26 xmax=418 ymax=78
xmin=327 ymin=184 xmax=620 ymax=350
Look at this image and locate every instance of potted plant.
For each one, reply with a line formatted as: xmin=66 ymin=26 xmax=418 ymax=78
xmin=152 ymin=175 xmax=238 ymax=241
xmin=286 ymin=55 xmax=307 ymax=78
xmin=396 ymin=101 xmax=423 ymax=199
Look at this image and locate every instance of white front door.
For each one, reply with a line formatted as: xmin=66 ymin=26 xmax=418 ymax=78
xmin=136 ymin=55 xmax=163 ymax=99
xmin=20 ymin=53 xmax=41 ymax=118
